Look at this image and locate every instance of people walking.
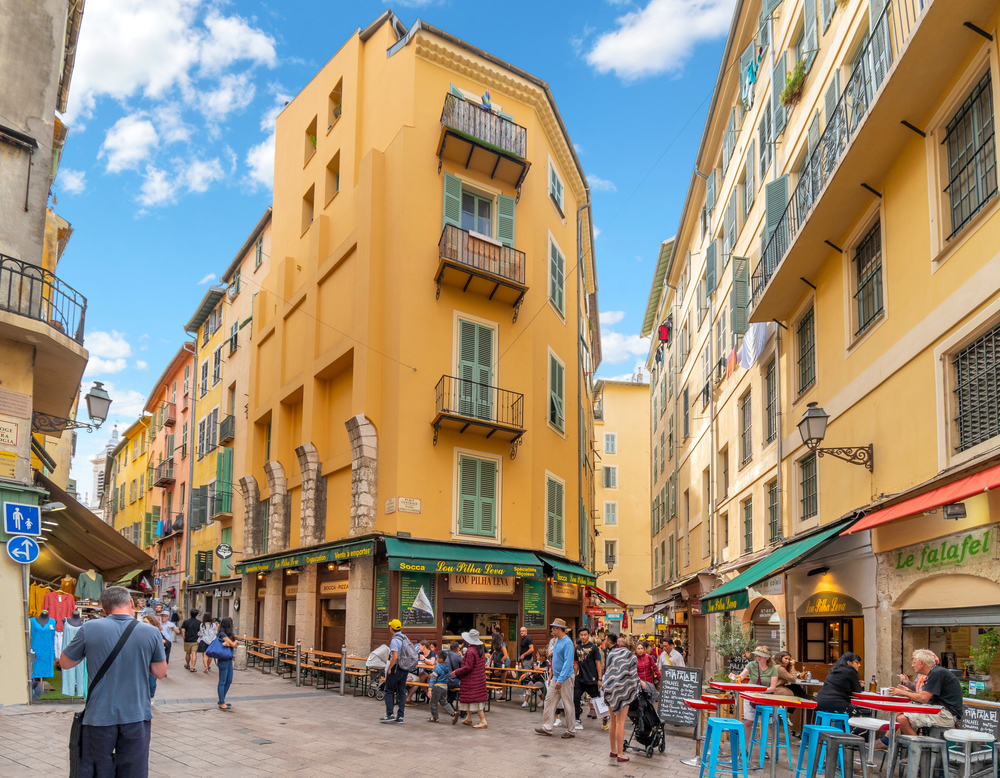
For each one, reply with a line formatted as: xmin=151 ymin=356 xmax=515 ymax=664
xmin=635 ymin=641 xmax=660 ymax=689
xmin=380 ymin=619 xmax=415 ymax=724
xmin=573 ymin=627 xmax=602 ymax=730
xmin=181 ymin=608 xmax=200 ymax=672
xmin=427 ymin=651 xmax=458 ymax=723
xmin=59 ymin=586 xmax=167 ymax=777
xmin=452 ymin=629 xmax=488 ymax=729
xmin=158 ymin=612 xmax=180 ymax=663
xmin=198 ymin=614 xmax=218 ymax=673
xmin=604 ymin=636 xmax=642 ymax=763
xmin=214 ymin=617 xmax=238 ymax=711
xmin=535 ymin=618 xmax=575 ymax=739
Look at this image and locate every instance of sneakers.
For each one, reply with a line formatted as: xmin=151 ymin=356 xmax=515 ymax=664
xmin=555 ymin=718 xmax=562 ymax=728
xmin=396 ymin=717 xmax=404 ymax=724
xmin=522 ymin=701 xmax=529 ymax=709
xmin=575 ymin=720 xmax=584 ymax=731
xmin=602 ymin=718 xmax=610 ymax=731
xmin=379 ymin=715 xmax=397 ymax=724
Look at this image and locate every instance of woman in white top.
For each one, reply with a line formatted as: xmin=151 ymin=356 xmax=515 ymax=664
xmin=197 ymin=614 xmax=219 ymax=673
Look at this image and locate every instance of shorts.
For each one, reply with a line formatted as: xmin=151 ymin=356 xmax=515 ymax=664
xmin=197 ymin=641 xmax=209 ymax=653
xmin=184 ymin=642 xmax=198 ymax=652
xmin=904 ymin=709 xmax=956 ymax=730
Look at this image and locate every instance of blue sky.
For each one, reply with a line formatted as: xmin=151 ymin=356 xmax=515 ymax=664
xmin=58 ymin=0 xmax=734 ymax=493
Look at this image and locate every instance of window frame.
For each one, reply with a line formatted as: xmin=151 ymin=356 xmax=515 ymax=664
xmin=797 ymin=306 xmax=817 ymax=395
xmin=740 ymin=389 xmax=753 ymax=466
xmin=454 ymin=449 xmax=502 ymax=541
xmin=604 ymin=432 xmax=617 ymax=454
xmin=548 ymin=235 xmax=566 ymax=317
xmin=603 ymin=465 xmax=618 ymax=490
xmin=604 ymin=501 xmax=618 ymax=526
xmin=743 ymin=496 xmax=754 ymax=554
xmin=548 ymin=348 xmax=566 ymax=435
xmin=548 ymin=156 xmax=566 ymax=217
xmin=544 ymin=470 xmax=566 ymax=552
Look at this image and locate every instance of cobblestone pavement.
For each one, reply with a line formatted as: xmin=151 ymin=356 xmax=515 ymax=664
xmin=0 ymin=646 xmax=802 ymax=777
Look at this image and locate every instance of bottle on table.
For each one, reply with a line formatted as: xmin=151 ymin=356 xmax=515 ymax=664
xmin=805 ymin=671 xmax=812 ymax=681
xmin=869 ymin=674 xmax=877 ymax=693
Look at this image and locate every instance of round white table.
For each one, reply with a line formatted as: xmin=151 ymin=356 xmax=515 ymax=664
xmin=944 ymin=728 xmax=996 ymax=778
xmin=849 ymin=716 xmax=893 ymax=767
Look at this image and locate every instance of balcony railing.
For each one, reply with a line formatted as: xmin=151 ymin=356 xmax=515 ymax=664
xmin=751 ymin=0 xmax=924 ymax=310
xmin=153 ymin=459 xmax=175 ymax=487
xmin=439 ymin=225 xmax=525 ymax=286
xmin=0 ymin=254 xmax=86 ymax=344
xmin=162 ymin=402 xmax=176 ymax=427
xmin=433 ymin=375 xmax=525 ymax=457
xmin=219 ymin=414 xmax=235 ymax=444
xmin=441 ymin=94 xmax=527 ymax=159
xmin=209 ymin=487 xmax=232 ymax=517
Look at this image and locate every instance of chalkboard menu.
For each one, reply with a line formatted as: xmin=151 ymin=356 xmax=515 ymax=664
xmin=657 ymin=666 xmax=703 ymax=727
xmin=374 ymin=565 xmax=389 ymax=627
xmin=400 ymin=571 xmax=436 ymax=627
xmin=523 ymin=578 xmax=545 ymax=628
xmin=961 ymin=701 xmax=1000 ymax=740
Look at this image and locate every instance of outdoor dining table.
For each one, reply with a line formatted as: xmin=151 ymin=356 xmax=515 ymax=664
xmin=740 ymin=693 xmax=818 ymax=778
xmin=850 ymin=695 xmax=942 ymax=757
xmin=710 ymin=681 xmax=767 ymax=720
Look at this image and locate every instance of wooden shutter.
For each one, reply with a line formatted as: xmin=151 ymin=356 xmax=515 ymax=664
xmin=549 ymin=241 xmax=565 ymax=313
xmin=682 ymin=387 xmax=689 ymax=437
xmin=443 ymin=172 xmax=462 ymax=230
xmin=660 ymin=373 xmax=666 ymax=407
xmin=458 ymin=320 xmax=492 ymax=419
xmin=547 ymin=478 xmax=564 ymax=548
xmin=459 ymin=456 xmax=478 ymax=534
xmin=824 ymin=71 xmax=841 ymax=128
xmin=822 ymin=0 xmax=835 ymax=31
xmin=550 ymin=355 xmax=564 ymax=430
xmin=143 ymin=512 xmax=152 ymax=546
xmin=730 ymin=256 xmax=750 ymax=335
xmin=210 ymin=408 xmax=219 ymax=448
xmin=167 ymin=433 xmax=175 ymax=458
xmin=671 ymin=472 xmax=677 ymax=515
xmin=739 ymin=43 xmax=756 ymax=109
xmin=497 ymin=194 xmax=515 ymax=248
xmin=807 ymin=112 xmax=821 ymax=154
xmin=198 ymin=419 xmax=206 ymax=458
xmin=803 ymin=0 xmax=818 ymax=71
xmin=772 ymin=52 xmax=787 ymax=135
xmin=723 ymin=108 xmax=736 ymax=174
xmin=706 ymin=239 xmax=718 ymax=295
xmin=705 ymin=167 xmax=716 ymax=211
xmin=869 ymin=0 xmax=891 ymax=88
xmin=745 ymin=139 xmax=755 ymax=215
xmin=151 ymin=505 xmax=161 ymax=538
xmin=479 ymin=459 xmax=496 ymax=535
xmin=765 ymin=175 xmax=790 ymax=242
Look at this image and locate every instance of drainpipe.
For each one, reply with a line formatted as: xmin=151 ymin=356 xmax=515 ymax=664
xmin=774 ymin=320 xmax=787 ymax=543
xmin=183 ymin=337 xmax=197 ymax=611
xmin=708 ymin=293 xmax=716 ymax=569
xmin=664 ymin=282 xmax=680 ymax=584
xmin=577 ymin=200 xmax=592 ymax=569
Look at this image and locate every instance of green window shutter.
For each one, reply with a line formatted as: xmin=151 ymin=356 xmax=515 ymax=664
xmin=706 ymin=168 xmax=716 ymax=211
xmin=479 ymin=459 xmax=496 ymax=536
xmin=660 ymin=431 xmax=666 ymax=472
xmin=458 ymin=320 xmax=493 ymax=420
xmin=706 ymin=239 xmax=718 ymax=295
xmin=459 ymin=455 xmax=479 ymax=534
xmin=549 ymin=356 xmax=565 ymax=431
xmin=497 ymin=194 xmax=515 ymax=248
xmin=739 ymin=42 xmax=756 ymax=109
xmin=443 ymin=172 xmax=462 ymax=230
xmin=151 ymin=505 xmax=161 ymax=538
xmin=546 ymin=478 xmax=564 ymax=548
xmin=449 ymin=83 xmax=463 ymax=97
xmin=824 ymin=71 xmax=841 ymax=128
xmin=220 ymin=527 xmax=232 ymax=577
xmin=671 ymin=472 xmax=677 ymax=516
xmin=803 ymin=0 xmax=818 ymax=71
xmin=722 ymin=109 xmax=735 ymax=174
xmin=807 ymin=112 xmax=820 ymax=155
xmin=772 ymin=52 xmax=787 ymax=135
xmin=144 ymin=512 xmax=152 ymax=547
xmin=822 ymin=0 xmax=835 ymax=31
xmin=730 ymin=256 xmax=750 ymax=335
xmin=765 ymin=175 xmax=790 ymax=241
xmin=234 ymin=269 xmax=241 ymax=294
xmin=745 ymin=138 xmax=755 ymax=217
xmin=167 ymin=433 xmax=175 ymax=458
xmin=549 ymin=241 xmax=565 ymax=313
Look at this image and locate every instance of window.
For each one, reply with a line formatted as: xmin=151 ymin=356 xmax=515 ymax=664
xmin=740 ymin=390 xmax=753 ymax=465
xmin=604 ymin=433 xmax=617 ymax=454
xmin=546 ymin=475 xmax=565 ymax=548
xmin=653 ymin=445 xmax=658 ymax=479
xmin=255 ymin=234 xmax=263 ymax=268
xmin=743 ymin=497 xmax=753 ymax=553
xmin=604 ymin=539 xmax=617 ymax=565
xmin=549 ymin=239 xmax=565 ymax=314
xmin=954 ymin=321 xmax=1000 ymax=452
xmin=458 ymin=455 xmax=498 ymax=538
xmin=701 ymin=347 xmax=711 ymax=407
xmin=604 ymin=502 xmax=617 ymax=525
xmin=197 ymin=418 xmax=206 ymax=460
xmin=682 ymin=386 xmax=689 ymax=438
xmin=800 ymin=453 xmax=818 ymax=519
xmin=765 ymin=358 xmax=777 ymax=444
xmin=759 ymin=99 xmax=773 ymax=181
xmin=328 ymin=79 xmax=343 ymax=127
xmin=668 ymin=534 xmax=675 ymax=578
xmin=662 ymin=539 xmax=668 ymax=581
xmin=800 ymin=618 xmax=856 ymax=664
xmin=945 ymin=72 xmax=996 ymax=239
xmin=720 ymin=448 xmax=729 ymax=499
xmin=264 ymin=421 xmax=272 ymax=461
xmin=549 ymin=352 xmax=565 ymax=431
xmin=605 ymin=580 xmax=618 ymax=598
xmin=549 ymin=159 xmax=565 ymax=216
xmin=229 ymin=322 xmax=239 ymax=354
xmin=797 ymin=307 xmax=816 ymax=393
xmin=184 ymin=364 xmax=190 ymax=396
xmin=261 ymin=498 xmax=270 ymax=555
xmin=458 ymin=319 xmax=494 ymax=421
xmin=200 ymin=360 xmax=209 ymax=397
xmin=325 ymin=151 xmax=341 ymax=204
xmin=461 ymin=191 xmax=492 ymax=235
xmin=653 ymin=395 xmax=658 ymax=431
xmin=654 ymin=546 xmax=659 ymax=584
xmin=768 ymin=480 xmax=780 ymax=542
xmin=181 ymin=423 xmax=188 ymax=459
xmin=202 ymin=323 xmax=209 ymax=346
xmin=603 ymin=466 xmax=617 ymax=489
xmin=304 ymin=115 xmax=318 ymax=164
xmin=301 ymin=184 xmax=315 ymax=234
xmin=668 ymin=414 xmax=674 ymax=456
xmin=743 ymin=140 xmax=756 ymax=220
xmin=660 ymin=431 xmax=665 ymax=473
xmin=213 ymin=346 xmax=222 ymax=385
xmin=722 ymin=511 xmax=729 ymax=548
xmin=716 ymin=313 xmax=728 ymax=375
xmin=853 ymin=221 xmax=884 ymax=335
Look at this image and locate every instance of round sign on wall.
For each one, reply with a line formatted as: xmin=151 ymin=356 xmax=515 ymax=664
xmin=215 ymin=543 xmax=233 ymax=559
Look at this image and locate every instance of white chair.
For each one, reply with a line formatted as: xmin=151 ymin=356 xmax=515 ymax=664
xmin=849 ymin=717 xmax=891 ymax=768
xmin=943 ymin=729 xmax=995 ymax=778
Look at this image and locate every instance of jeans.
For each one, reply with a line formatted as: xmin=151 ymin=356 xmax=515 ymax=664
xmin=162 ymin=640 xmax=171 ymax=664
xmin=429 ymin=686 xmax=455 ymax=720
xmin=574 ymin=680 xmax=600 ymax=720
xmin=147 ymin=675 xmax=156 ymax=699
xmin=384 ymin=668 xmax=408 ymax=719
xmin=217 ymin=659 xmax=233 ymax=704
xmin=80 ymin=720 xmax=151 ymax=778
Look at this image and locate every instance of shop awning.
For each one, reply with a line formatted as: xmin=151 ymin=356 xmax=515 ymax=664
xmin=844 ymin=462 xmax=1000 ymax=535
xmin=701 ymin=522 xmax=849 ymax=614
xmin=633 ymin=603 xmax=668 ymax=622
xmin=536 ymin=553 xmax=596 ymax=586
xmin=233 ymin=538 xmax=375 ymax=574
xmin=384 ymin=537 xmax=543 ymax=578
xmin=902 ymin=605 xmax=1000 ymax=627
xmin=587 ymin=585 xmax=627 ymax=608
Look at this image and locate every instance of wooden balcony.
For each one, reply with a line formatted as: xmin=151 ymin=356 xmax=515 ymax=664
xmin=437 ymin=94 xmax=530 ymax=193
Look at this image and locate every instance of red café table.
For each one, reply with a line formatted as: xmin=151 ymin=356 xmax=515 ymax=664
xmin=740 ymin=693 xmax=818 ymax=778
xmin=851 ymin=695 xmax=942 ymax=757
xmin=710 ymin=682 xmax=767 ymax=720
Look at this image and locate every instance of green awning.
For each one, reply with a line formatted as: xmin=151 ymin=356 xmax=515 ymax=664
xmin=115 ymin=569 xmax=144 ymax=584
xmin=701 ymin=523 xmax=848 ymax=614
xmin=384 ymin=537 xmax=542 ymax=578
xmin=536 ymin=554 xmax=597 ymax=586
xmin=233 ymin=539 xmax=375 ymax=575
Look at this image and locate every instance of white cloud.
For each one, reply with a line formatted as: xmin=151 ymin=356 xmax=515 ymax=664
xmin=100 ymin=113 xmax=159 ymax=172
xmin=589 ymin=175 xmax=617 ymax=192
xmin=138 ymin=165 xmax=176 ymax=206
xmin=574 ymin=142 xmax=584 ymax=155
xmin=600 ymin=310 xmax=626 ymax=326
xmin=244 ymin=90 xmax=290 ymax=191
xmin=601 ymin=330 xmax=650 ymax=365
xmin=85 ymin=357 xmax=128 ymax=376
xmin=59 ymin=169 xmax=87 ymax=194
xmin=199 ymin=72 xmax=256 ymax=121
xmin=86 ymin=330 xmax=132 ymax=358
xmin=594 ymin=226 xmax=602 ymax=239
xmin=601 ymin=360 xmax=650 ymax=383
xmin=586 ymin=0 xmax=737 ymax=80
xmin=181 ymin=157 xmax=225 ymax=192
xmin=153 ymin=103 xmax=192 ymax=144
xmin=198 ymin=272 xmax=216 ymax=284
xmin=102 ymin=381 xmax=149 ymax=418
xmin=136 ymin=360 xmax=149 ymax=370
xmin=199 ymin=10 xmax=278 ymax=75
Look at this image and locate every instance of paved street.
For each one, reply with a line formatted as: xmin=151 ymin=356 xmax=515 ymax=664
xmin=0 ymin=649 xmax=803 ymax=777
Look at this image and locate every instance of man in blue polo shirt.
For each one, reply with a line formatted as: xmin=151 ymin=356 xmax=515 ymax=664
xmin=535 ymin=618 xmax=576 ymax=738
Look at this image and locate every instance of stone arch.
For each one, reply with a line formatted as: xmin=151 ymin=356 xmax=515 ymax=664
xmin=345 ymin=414 xmax=378 ymax=535
xmin=295 ymin=442 xmax=326 ymax=547
xmin=264 ymin=460 xmax=289 ymax=553
xmin=238 ymin=475 xmax=261 ymax=557
xmin=894 ymin=573 xmax=1000 ymax=610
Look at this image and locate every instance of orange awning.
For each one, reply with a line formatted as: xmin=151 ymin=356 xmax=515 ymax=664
xmin=844 ymin=462 xmax=1000 ymax=535
xmin=587 ymin=585 xmax=627 ymax=609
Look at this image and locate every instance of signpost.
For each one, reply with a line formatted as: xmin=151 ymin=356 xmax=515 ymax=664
xmin=3 ymin=502 xmax=41 ymax=536
xmin=657 ymin=666 xmax=703 ymax=728
xmin=6 ymin=535 xmax=40 ymax=564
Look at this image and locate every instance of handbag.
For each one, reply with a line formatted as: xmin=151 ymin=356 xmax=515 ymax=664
xmin=69 ymin=619 xmax=138 ymax=778
xmin=205 ymin=635 xmax=234 ymax=660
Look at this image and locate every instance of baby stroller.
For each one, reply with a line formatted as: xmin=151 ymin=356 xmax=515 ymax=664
xmin=623 ymin=684 xmax=666 ymax=758
xmin=365 ymin=645 xmax=389 ymax=701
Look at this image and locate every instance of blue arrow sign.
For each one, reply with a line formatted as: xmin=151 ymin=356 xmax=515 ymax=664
xmin=6 ymin=535 xmax=40 ymax=564
xmin=3 ymin=502 xmax=41 ymax=536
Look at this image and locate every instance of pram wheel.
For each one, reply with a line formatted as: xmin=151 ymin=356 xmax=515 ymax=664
xmin=375 ymin=689 xmax=385 ymax=701
xmin=646 ymin=746 xmax=654 ymax=758
xmin=658 ymin=740 xmax=665 ymax=753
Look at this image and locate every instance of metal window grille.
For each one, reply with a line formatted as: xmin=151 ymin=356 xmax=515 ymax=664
xmin=740 ymin=391 xmax=753 ymax=465
xmin=800 ymin=453 xmax=818 ymax=518
xmin=854 ymin=222 xmax=884 ymax=335
xmin=766 ymin=358 xmax=777 ymax=443
xmin=953 ymin=321 xmax=1000 ymax=452
xmin=743 ymin=499 xmax=753 ymax=553
xmin=798 ymin=308 xmax=816 ymax=393
xmin=946 ymin=73 xmax=997 ymax=239
xmin=768 ymin=481 xmax=780 ymax=542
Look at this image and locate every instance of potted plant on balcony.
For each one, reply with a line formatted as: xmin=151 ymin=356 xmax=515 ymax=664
xmin=709 ymin=618 xmax=758 ymax=677
xmin=969 ymin=627 xmax=999 ymax=691
xmin=781 ymin=60 xmax=807 ymax=109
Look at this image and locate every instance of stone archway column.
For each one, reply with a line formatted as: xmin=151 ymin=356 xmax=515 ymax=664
xmin=264 ymin=461 xmax=289 ymax=553
xmin=295 ymin=443 xmax=327 ymax=547
xmin=262 ymin=570 xmax=282 ymax=643
xmin=344 ymin=414 xmax=378 ymax=657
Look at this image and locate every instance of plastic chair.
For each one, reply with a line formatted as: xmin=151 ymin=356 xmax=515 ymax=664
xmin=748 ymin=705 xmax=793 ymax=769
xmin=811 ymin=732 xmax=869 ymax=778
xmin=795 ymin=724 xmax=846 ymax=778
xmin=700 ymin=717 xmax=749 ymax=778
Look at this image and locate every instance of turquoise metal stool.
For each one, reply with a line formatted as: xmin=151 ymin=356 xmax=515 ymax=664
xmin=749 ymin=705 xmax=793 ymax=769
xmin=796 ymin=724 xmax=847 ymax=778
xmin=700 ymin=717 xmax=749 ymax=778
xmin=815 ymin=712 xmax=851 ymax=732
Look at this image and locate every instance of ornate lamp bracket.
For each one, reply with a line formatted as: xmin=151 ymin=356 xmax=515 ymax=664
xmin=814 ymin=444 xmax=874 ymax=473
xmin=32 ymin=411 xmax=102 ymax=434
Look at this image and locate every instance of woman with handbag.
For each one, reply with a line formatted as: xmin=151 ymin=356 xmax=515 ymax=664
xmin=209 ymin=617 xmax=238 ymax=711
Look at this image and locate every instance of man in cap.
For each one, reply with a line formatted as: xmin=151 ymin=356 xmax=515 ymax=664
xmin=380 ymin=619 xmax=410 ymax=724
xmin=535 ymin=618 xmax=576 ymax=738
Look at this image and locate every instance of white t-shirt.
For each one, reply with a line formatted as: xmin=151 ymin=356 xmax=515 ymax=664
xmin=669 ymin=648 xmax=685 ymax=667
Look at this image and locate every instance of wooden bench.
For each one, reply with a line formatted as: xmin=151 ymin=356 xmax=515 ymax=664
xmin=247 ymin=649 xmax=275 ymax=673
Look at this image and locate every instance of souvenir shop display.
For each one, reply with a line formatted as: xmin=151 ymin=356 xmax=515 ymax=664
xmin=61 ymin=612 xmax=87 ymax=698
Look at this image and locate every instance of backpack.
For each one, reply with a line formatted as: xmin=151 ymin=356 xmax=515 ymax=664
xmin=395 ymin=632 xmax=419 ymax=672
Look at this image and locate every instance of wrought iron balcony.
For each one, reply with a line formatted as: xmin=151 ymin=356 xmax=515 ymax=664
xmin=219 ymin=414 xmax=235 ymax=444
xmin=438 ymin=94 xmax=530 ymax=192
xmin=432 ymin=375 xmax=525 ymax=458
xmin=162 ymin=402 xmax=176 ymax=427
xmin=209 ymin=487 xmax=232 ymax=518
xmin=436 ymin=225 xmax=528 ymax=320
xmin=153 ymin=459 xmax=175 ymax=487
xmin=0 ymin=253 xmax=86 ymax=344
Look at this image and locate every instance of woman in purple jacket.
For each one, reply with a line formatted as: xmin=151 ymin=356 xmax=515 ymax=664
xmin=452 ymin=629 xmax=488 ymax=729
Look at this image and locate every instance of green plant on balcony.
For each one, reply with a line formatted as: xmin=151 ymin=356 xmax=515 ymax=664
xmin=781 ymin=60 xmax=807 ymax=109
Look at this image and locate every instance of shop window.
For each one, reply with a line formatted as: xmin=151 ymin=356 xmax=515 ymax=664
xmin=800 ymin=617 xmax=855 ymax=664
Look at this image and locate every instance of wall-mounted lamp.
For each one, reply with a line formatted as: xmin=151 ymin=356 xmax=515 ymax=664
xmin=798 ymin=403 xmax=874 ymax=472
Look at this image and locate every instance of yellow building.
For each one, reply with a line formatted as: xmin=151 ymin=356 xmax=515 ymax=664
xmin=108 ymin=418 xmax=152 ymax=549
xmin=647 ymin=0 xmax=1000 ymax=680
xmin=234 ymin=11 xmax=600 ymax=655
xmin=592 ymin=378 xmax=651 ymax=632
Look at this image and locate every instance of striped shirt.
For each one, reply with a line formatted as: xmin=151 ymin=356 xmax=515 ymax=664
xmin=603 ymin=648 xmax=640 ymax=713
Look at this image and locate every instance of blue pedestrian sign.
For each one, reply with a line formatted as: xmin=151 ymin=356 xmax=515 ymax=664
xmin=6 ymin=535 xmax=40 ymax=564
xmin=154 ymin=577 xmax=161 ymax=586
xmin=3 ymin=502 xmax=41 ymax=536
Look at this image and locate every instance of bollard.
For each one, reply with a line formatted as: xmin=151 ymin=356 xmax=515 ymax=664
xmin=340 ymin=643 xmax=347 ymax=696
xmin=295 ymin=639 xmax=302 ymax=686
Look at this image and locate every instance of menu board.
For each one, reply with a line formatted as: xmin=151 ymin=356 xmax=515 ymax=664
xmin=523 ymin=578 xmax=545 ymax=628
xmin=962 ymin=702 xmax=1000 ymax=740
xmin=374 ymin=565 xmax=389 ymax=627
xmin=657 ymin=666 xmax=703 ymax=727
xmin=400 ymin=571 xmax=436 ymax=627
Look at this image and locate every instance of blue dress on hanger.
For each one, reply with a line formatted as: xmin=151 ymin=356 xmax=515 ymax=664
xmin=61 ymin=621 xmax=87 ymax=697
xmin=30 ymin=617 xmax=56 ymax=679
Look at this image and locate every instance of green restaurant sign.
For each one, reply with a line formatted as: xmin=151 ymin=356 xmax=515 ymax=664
xmin=703 ymin=591 xmax=750 ymax=614
xmin=552 ymin=568 xmax=595 ymax=586
xmin=235 ymin=541 xmax=374 ymax=574
xmin=893 ymin=528 xmax=992 ymax=573
xmin=389 ymin=557 xmax=541 ymax=578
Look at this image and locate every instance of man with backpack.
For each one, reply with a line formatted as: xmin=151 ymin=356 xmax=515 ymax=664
xmin=380 ymin=619 xmax=419 ymax=724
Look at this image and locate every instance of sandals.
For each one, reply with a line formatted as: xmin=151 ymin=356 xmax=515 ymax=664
xmin=617 ymin=756 xmax=630 ymax=763
xmin=610 ymin=753 xmax=618 ymax=758
xmin=427 ymin=717 xmax=439 ymax=723
xmin=473 ymin=722 xmax=488 ymax=729
xmin=452 ymin=712 xmax=460 ymax=725
xmin=218 ymin=704 xmax=233 ymax=711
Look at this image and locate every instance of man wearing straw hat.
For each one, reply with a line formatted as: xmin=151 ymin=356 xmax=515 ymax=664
xmin=535 ymin=618 xmax=576 ymax=738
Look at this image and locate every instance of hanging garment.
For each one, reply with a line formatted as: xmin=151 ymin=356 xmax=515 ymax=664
xmin=42 ymin=591 xmax=75 ymax=631
xmin=54 ymin=630 xmax=63 ymax=657
xmin=30 ymin=618 xmax=56 ymax=679
xmin=61 ymin=622 xmax=87 ymax=698
xmin=60 ymin=576 xmax=76 ymax=595
xmin=75 ymin=572 xmax=104 ymax=601
xmin=29 ymin=584 xmax=50 ymax=618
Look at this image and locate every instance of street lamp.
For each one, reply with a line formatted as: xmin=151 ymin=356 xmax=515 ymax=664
xmin=84 ymin=381 xmax=112 ymax=426
xmin=797 ymin=402 xmax=874 ymax=472
xmin=605 ymin=548 xmax=616 ymax=572
xmin=32 ymin=381 xmax=114 ymax=434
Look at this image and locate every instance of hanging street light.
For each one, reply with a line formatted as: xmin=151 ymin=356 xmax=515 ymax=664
xmin=797 ymin=402 xmax=874 ymax=472
xmin=32 ymin=381 xmax=114 ymax=434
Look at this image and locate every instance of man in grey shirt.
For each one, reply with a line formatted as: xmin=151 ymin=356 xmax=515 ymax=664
xmin=61 ymin=586 xmax=167 ymax=777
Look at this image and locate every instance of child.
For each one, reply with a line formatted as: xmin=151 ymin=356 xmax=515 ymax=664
xmin=521 ymin=649 xmax=548 ymax=708
xmin=428 ymin=651 xmax=458 ymax=723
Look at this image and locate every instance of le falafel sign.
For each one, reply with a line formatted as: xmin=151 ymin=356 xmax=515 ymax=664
xmin=892 ymin=528 xmax=992 ymax=573
xmin=389 ymin=557 xmax=541 ymax=578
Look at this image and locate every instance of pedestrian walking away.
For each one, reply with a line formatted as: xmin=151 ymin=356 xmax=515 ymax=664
xmin=142 ymin=616 xmax=161 ymax=707
xmin=197 ymin=614 xmax=218 ymax=673
xmin=452 ymin=629 xmax=489 ymax=729
xmin=180 ymin=609 xmax=200 ymax=672
xmin=380 ymin=619 xmax=418 ymax=723
xmin=60 ymin=586 xmax=167 ymax=778
xmin=427 ymin=650 xmax=458 ymax=723
xmin=535 ymin=618 xmax=576 ymax=739
xmin=603 ymin=635 xmax=643 ymax=763
xmin=573 ymin=627 xmax=602 ymax=730
xmin=211 ymin=617 xmax=239 ymax=711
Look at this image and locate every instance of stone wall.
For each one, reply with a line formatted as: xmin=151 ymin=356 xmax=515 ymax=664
xmin=344 ymin=414 xmax=377 ymax=655
xmin=239 ymin=475 xmax=262 ymax=557
xmin=264 ymin=461 xmax=290 ymax=552
xmin=295 ymin=443 xmax=326 ymax=547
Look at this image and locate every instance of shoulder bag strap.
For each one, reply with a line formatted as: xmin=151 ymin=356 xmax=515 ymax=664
xmin=85 ymin=620 xmax=139 ymax=709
